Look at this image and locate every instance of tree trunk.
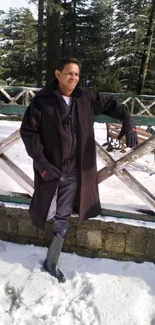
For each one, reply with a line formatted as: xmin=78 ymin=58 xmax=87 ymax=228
xmin=36 ymin=0 xmax=44 ymax=87
xmin=136 ymin=0 xmax=155 ymax=94
xmin=46 ymin=0 xmax=61 ymax=84
xmin=71 ymin=0 xmax=76 ymax=56
xmin=61 ymin=0 xmax=66 ymax=56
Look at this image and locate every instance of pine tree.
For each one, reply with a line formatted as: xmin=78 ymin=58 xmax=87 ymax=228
xmin=0 ymin=10 xmax=6 ymax=83
xmin=111 ymin=0 xmax=155 ymax=93
xmin=46 ymin=0 xmax=62 ymax=83
xmin=82 ymin=0 xmax=113 ymax=88
xmin=1 ymin=8 xmax=37 ymax=85
xmin=60 ymin=0 xmax=114 ymax=88
xmin=136 ymin=0 xmax=155 ymax=94
xmin=36 ymin=0 xmax=45 ymax=87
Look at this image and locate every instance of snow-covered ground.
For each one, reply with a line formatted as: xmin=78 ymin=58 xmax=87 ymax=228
xmin=0 ymin=120 xmax=155 ymax=324
xmin=1 ymin=240 xmax=155 ymax=325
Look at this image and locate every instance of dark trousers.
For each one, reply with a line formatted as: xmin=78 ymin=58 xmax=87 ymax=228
xmin=47 ymin=173 xmax=78 ymax=237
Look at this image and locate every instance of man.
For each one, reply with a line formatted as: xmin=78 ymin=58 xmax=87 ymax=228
xmin=20 ymin=57 xmax=138 ymax=283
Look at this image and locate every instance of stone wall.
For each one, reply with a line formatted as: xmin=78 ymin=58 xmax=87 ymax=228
xmin=1 ymin=205 xmax=155 ymax=263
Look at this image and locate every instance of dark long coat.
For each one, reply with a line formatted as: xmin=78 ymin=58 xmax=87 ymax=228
xmin=20 ymin=82 xmax=131 ymax=230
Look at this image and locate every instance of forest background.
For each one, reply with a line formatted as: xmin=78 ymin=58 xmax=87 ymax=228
xmin=0 ymin=0 xmax=155 ymax=95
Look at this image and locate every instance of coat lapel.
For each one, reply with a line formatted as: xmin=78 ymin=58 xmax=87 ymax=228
xmin=43 ymin=100 xmax=62 ymax=133
xmin=36 ymin=81 xmax=62 ymax=132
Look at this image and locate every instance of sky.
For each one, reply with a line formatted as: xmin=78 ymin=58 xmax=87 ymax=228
xmin=0 ymin=0 xmax=37 ymax=13
xmin=0 ymin=121 xmax=155 ymax=323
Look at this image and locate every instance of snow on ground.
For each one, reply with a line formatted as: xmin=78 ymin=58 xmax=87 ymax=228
xmin=0 ymin=240 xmax=155 ymax=325
xmin=1 ymin=121 xmax=155 ymax=324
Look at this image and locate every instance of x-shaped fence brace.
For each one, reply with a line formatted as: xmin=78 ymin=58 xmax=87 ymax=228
xmin=0 ymin=130 xmax=34 ymax=196
xmin=135 ymin=97 xmax=155 ymax=116
xmin=111 ymin=96 xmax=155 ymax=116
xmin=0 ymin=87 xmax=37 ymax=106
xmin=96 ymin=137 xmax=155 ymax=213
xmin=0 ymin=125 xmax=155 ymax=215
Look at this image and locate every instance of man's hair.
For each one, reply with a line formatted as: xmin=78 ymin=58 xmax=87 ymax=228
xmin=56 ymin=57 xmax=81 ymax=71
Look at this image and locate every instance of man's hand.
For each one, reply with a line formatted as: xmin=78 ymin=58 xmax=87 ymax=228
xmin=34 ymin=158 xmax=61 ymax=182
xmin=117 ymin=117 xmax=138 ymax=148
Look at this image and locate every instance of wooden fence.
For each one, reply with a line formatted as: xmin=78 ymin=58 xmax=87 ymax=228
xmin=1 ymin=86 xmax=155 ymax=222
xmin=1 ymin=86 xmax=155 ymax=117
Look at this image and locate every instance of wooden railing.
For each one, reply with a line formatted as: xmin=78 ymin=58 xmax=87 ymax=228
xmin=1 ymin=86 xmax=155 ymax=117
xmin=0 ymin=86 xmax=155 ymax=222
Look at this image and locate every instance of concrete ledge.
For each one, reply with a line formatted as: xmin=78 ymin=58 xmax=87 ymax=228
xmin=0 ymin=205 xmax=155 ymax=263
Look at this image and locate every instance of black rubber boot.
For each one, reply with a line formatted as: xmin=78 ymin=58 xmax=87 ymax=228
xmin=43 ymin=235 xmax=66 ymax=283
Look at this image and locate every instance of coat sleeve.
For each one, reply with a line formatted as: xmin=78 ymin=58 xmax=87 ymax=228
xmin=89 ymin=91 xmax=131 ymax=121
xmin=20 ymin=97 xmax=61 ymax=179
xmin=20 ymin=97 xmax=45 ymax=162
xmin=88 ymin=91 xmax=138 ymax=147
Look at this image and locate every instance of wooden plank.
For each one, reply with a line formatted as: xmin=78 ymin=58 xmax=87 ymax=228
xmin=147 ymin=101 xmax=155 ymax=109
xmin=96 ymin=140 xmax=155 ymax=212
xmin=94 ymin=114 xmax=155 ymax=125
xmin=1 ymin=193 xmax=155 ymax=223
xmin=0 ymin=88 xmax=14 ymax=102
xmin=117 ymin=169 xmax=155 ymax=212
xmin=0 ymin=154 xmax=34 ymax=196
xmin=135 ymin=98 xmax=155 ymax=116
xmin=29 ymin=90 xmax=35 ymax=97
xmin=107 ymin=123 xmax=151 ymax=144
xmin=0 ymin=103 xmax=26 ymax=115
xmin=122 ymin=97 xmax=132 ymax=104
xmin=100 ymin=207 xmax=155 ymax=223
xmin=0 ymin=115 xmax=22 ymax=121
xmin=1 ymin=89 xmax=155 ymax=102
xmin=14 ymin=90 xmax=26 ymax=102
xmin=97 ymin=136 xmax=155 ymax=182
xmin=96 ymin=141 xmax=113 ymax=166
xmin=108 ymin=123 xmax=150 ymax=137
xmin=0 ymin=103 xmax=155 ymax=125
xmin=108 ymin=129 xmax=150 ymax=138
xmin=134 ymin=128 xmax=150 ymax=137
xmin=0 ymin=130 xmax=20 ymax=155
xmin=1 ymin=86 xmax=40 ymax=91
xmin=24 ymin=91 xmax=29 ymax=106
xmin=94 ymin=92 xmax=155 ymax=100
xmin=0 ymin=191 xmax=31 ymax=205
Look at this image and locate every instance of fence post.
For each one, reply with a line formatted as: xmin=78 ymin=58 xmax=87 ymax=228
xmin=131 ymin=97 xmax=135 ymax=114
xmin=24 ymin=91 xmax=29 ymax=106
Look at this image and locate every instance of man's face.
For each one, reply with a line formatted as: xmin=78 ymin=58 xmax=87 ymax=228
xmin=55 ymin=63 xmax=80 ymax=93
